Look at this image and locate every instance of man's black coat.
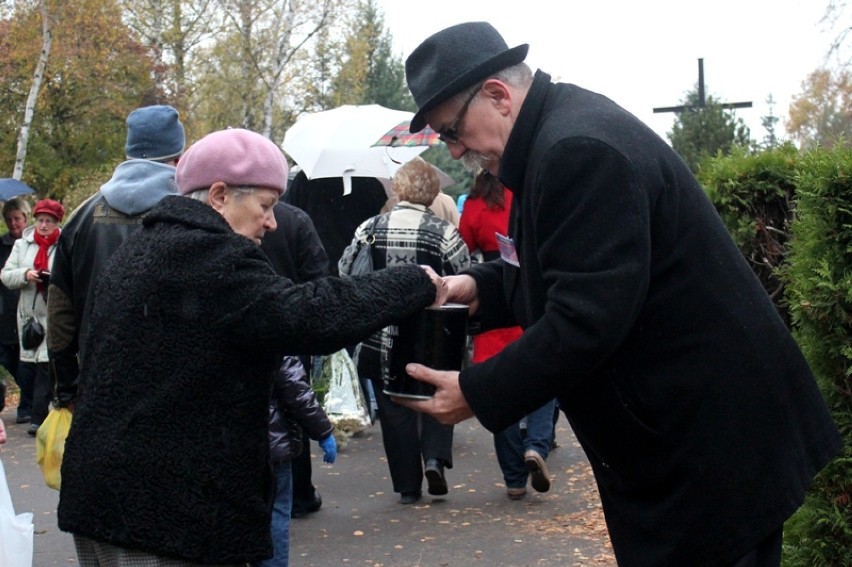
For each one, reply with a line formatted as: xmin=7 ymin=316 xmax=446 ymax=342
xmin=460 ymin=71 xmax=840 ymax=566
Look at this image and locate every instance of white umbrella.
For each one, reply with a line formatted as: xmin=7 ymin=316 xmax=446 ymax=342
xmin=282 ymin=105 xmax=430 ymax=194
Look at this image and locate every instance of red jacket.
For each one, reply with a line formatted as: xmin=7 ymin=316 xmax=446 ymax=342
xmin=458 ymin=191 xmax=522 ymax=363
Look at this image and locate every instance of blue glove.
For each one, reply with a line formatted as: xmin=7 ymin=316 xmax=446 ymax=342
xmin=319 ymin=435 xmax=337 ymax=464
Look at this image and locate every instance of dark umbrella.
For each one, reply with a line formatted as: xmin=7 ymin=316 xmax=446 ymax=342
xmin=0 ymin=178 xmax=35 ymax=200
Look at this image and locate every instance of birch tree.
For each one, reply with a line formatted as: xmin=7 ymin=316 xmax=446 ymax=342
xmin=192 ymin=0 xmax=345 ymax=141
xmin=258 ymin=0 xmax=297 ymax=137
xmin=0 ymin=0 xmax=157 ymax=199
xmin=119 ymin=0 xmax=220 ymax=120
xmin=13 ymin=0 xmax=52 ymax=180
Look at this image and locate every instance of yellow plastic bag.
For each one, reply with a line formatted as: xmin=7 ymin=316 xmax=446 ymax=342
xmin=35 ymin=408 xmax=72 ymax=490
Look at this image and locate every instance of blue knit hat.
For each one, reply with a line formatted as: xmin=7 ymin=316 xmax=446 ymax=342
xmin=125 ymin=105 xmax=186 ymax=161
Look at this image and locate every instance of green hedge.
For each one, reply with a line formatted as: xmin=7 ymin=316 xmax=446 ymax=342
xmin=781 ymin=146 xmax=852 ymax=566
xmin=699 ymin=144 xmax=800 ymax=324
xmin=701 ymin=146 xmax=851 ymax=566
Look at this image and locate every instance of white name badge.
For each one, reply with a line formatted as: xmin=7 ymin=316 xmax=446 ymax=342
xmin=495 ymin=232 xmax=520 ymax=267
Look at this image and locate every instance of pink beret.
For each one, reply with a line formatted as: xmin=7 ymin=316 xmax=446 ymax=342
xmin=176 ymin=128 xmax=289 ymax=195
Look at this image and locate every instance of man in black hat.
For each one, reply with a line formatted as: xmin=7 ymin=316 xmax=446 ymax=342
xmin=396 ymin=21 xmax=840 ymax=566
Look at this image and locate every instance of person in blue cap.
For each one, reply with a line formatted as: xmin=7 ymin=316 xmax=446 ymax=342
xmin=396 ymin=21 xmax=841 ymax=567
xmin=48 ymin=105 xmax=185 ymax=410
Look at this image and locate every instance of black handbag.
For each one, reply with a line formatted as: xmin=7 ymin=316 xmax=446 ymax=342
xmin=349 ymin=216 xmax=381 ymax=276
xmin=20 ymin=293 xmax=45 ymax=350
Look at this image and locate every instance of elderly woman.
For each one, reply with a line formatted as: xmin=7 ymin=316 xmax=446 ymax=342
xmin=1 ymin=198 xmax=65 ymax=436
xmin=1 ymin=198 xmax=31 ymax=424
xmin=57 ymin=129 xmax=444 ymax=567
xmin=339 ymin=157 xmax=470 ymax=505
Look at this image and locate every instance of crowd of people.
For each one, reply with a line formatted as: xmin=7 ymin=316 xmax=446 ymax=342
xmin=0 ymin=19 xmax=842 ymax=567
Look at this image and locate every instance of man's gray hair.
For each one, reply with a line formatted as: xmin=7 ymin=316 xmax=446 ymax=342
xmin=492 ymin=62 xmax=533 ymax=88
xmin=447 ymin=62 xmax=533 ymax=107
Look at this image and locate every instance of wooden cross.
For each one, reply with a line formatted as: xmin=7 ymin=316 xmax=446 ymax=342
xmin=653 ymin=58 xmax=752 ymax=114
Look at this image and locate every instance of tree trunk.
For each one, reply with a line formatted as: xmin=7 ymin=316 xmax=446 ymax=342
xmin=13 ymin=1 xmax=52 ymax=181
xmin=262 ymin=0 xmax=297 ymax=138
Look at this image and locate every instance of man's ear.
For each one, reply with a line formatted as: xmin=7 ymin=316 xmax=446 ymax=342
xmin=481 ymin=79 xmax=513 ymax=117
xmin=208 ymin=182 xmax=228 ymax=213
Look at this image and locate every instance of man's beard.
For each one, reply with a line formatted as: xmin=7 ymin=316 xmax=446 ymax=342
xmin=461 ymin=151 xmax=497 ymax=174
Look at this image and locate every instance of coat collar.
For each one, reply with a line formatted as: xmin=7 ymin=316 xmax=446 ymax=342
xmin=22 ymin=225 xmax=37 ymax=243
xmin=393 ymin=200 xmax=431 ymax=213
xmin=499 ymin=69 xmax=552 ymax=196
xmin=144 ymin=195 xmax=235 ymax=236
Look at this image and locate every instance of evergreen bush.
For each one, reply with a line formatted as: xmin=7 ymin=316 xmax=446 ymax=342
xmin=701 ymin=145 xmax=850 ymax=565
xmin=780 ymin=146 xmax=851 ymax=566
xmin=698 ymin=144 xmax=799 ymax=324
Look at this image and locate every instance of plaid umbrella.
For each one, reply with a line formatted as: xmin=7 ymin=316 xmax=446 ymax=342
xmin=372 ymin=120 xmax=441 ymax=147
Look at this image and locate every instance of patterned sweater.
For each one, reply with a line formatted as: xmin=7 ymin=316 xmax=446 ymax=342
xmin=339 ymin=201 xmax=470 ymax=380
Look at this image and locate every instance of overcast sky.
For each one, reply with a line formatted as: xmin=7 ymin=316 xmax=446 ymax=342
xmin=376 ymin=0 xmax=837 ymax=143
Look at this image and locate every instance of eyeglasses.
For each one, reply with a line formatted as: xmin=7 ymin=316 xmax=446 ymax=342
xmin=437 ymin=84 xmax=482 ymax=144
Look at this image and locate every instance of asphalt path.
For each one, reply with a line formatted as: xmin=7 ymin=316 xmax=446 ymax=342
xmin=1 ymin=403 xmax=614 ymax=566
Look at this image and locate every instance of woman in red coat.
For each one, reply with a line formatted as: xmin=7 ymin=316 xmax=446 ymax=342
xmin=459 ymin=171 xmax=556 ymax=500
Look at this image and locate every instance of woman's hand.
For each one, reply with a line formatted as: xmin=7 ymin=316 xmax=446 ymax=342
xmin=419 ymin=265 xmax=448 ymax=307
xmin=24 ymin=269 xmax=46 ymax=284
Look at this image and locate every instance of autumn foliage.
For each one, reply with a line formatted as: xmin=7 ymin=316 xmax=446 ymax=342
xmin=0 ymin=0 xmax=158 ymax=203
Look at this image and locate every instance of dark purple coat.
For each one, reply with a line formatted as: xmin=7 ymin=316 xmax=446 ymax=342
xmin=459 ymin=70 xmax=840 ymax=566
xmin=268 ymin=356 xmax=332 ymax=462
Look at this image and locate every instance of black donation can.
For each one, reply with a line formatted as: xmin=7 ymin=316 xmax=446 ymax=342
xmin=384 ymin=303 xmax=469 ymax=399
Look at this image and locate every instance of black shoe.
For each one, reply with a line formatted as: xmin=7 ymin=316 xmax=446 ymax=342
xmin=291 ymin=491 xmax=322 ymax=518
xmin=399 ymin=491 xmax=422 ymax=505
xmin=15 ymin=414 xmax=31 ymax=424
xmin=424 ymin=459 xmax=448 ymax=496
xmin=27 ymin=423 xmax=39 ymax=436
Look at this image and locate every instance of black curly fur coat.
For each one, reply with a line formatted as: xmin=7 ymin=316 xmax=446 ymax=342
xmin=57 ymin=196 xmax=435 ymax=564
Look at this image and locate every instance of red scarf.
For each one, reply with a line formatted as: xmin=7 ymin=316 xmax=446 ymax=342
xmin=33 ymin=227 xmax=60 ymax=295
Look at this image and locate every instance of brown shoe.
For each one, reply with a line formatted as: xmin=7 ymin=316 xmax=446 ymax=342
xmin=507 ymin=487 xmax=527 ymax=500
xmin=524 ymin=450 xmax=551 ymax=493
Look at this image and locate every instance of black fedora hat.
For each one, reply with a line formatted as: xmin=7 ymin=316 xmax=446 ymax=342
xmin=405 ymin=22 xmax=528 ymax=133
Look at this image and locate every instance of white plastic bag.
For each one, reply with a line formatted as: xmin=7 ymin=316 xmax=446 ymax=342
xmin=312 ymin=349 xmax=371 ymax=447
xmin=0 ymin=459 xmax=34 ymax=567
